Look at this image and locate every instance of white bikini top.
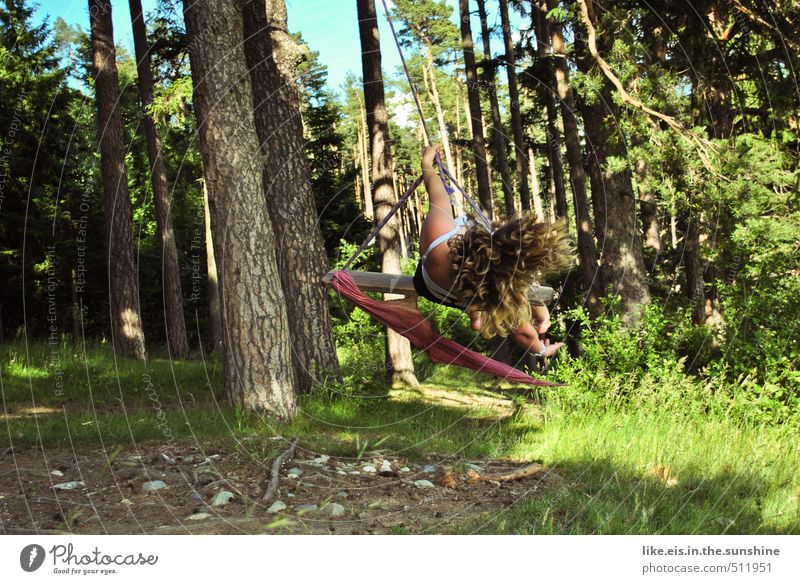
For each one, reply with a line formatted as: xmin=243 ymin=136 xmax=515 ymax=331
xmin=420 ymin=215 xmax=473 ymax=304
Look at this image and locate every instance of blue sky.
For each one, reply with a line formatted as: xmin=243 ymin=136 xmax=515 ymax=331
xmin=33 ymin=0 xmax=524 ymax=96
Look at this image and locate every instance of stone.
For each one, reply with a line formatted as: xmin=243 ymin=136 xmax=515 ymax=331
xmin=422 ymin=465 xmax=436 ymax=474
xmin=186 ymin=491 xmax=203 ymax=503
xmin=160 ymin=453 xmax=176 ymax=464
xmin=50 ymin=469 xmax=64 ymax=477
xmin=142 ymin=480 xmax=168 ymax=493
xmin=337 ymin=470 xmax=347 ymax=475
xmin=309 ymin=455 xmax=330 ymax=466
xmin=186 ymin=513 xmax=211 ymax=521
xmin=287 ymin=467 xmax=302 ymax=478
xmin=380 ymin=460 xmax=392 ymax=473
xmin=181 ymin=455 xmax=195 ymax=464
xmin=414 ymin=480 xmax=435 ymax=489
xmin=53 ymin=481 xmax=85 ymax=491
xmin=399 ymin=467 xmax=410 ymax=473
xmin=294 ymin=503 xmax=318 ymax=514
xmin=267 ymin=501 xmax=287 ymax=514
xmin=319 ymin=503 xmax=345 ymax=517
xmin=362 ymin=465 xmax=377 ymax=473
xmin=210 ymin=490 xmax=235 ymax=507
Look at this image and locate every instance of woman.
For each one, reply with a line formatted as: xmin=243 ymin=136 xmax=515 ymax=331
xmin=411 ymin=144 xmax=573 ymax=359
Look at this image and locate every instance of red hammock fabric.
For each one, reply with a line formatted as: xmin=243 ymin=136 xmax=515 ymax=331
xmin=330 ymin=270 xmax=560 ymax=387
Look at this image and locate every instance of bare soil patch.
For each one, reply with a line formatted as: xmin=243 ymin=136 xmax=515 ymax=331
xmin=1 ymin=438 xmax=558 ymax=534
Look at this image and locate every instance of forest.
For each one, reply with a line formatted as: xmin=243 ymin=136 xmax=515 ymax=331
xmin=0 ymin=0 xmax=798 ymax=535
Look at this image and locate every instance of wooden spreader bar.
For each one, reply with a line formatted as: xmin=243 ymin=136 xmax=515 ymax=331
xmin=323 ymin=270 xmax=555 ymax=306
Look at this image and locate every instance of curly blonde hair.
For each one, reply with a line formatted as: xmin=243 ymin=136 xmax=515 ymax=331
xmin=447 ymin=214 xmax=573 ymax=339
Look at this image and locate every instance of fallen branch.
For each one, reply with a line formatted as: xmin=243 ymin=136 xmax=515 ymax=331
xmin=262 ymin=437 xmax=299 ymax=502
xmin=575 ymin=0 xmax=720 ymax=175
xmin=480 ymin=463 xmax=547 ymax=483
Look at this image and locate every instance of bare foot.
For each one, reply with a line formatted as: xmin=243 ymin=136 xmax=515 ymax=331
xmin=534 ymin=318 xmax=552 ymax=335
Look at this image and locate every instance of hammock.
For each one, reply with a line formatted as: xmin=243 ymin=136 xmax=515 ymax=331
xmin=325 ymin=0 xmax=560 ymax=387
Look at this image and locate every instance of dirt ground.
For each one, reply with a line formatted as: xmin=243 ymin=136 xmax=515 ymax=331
xmin=0 ymin=436 xmax=557 ymax=535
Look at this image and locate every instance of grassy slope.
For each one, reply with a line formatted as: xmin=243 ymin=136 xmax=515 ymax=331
xmin=1 ymin=342 xmax=797 ymax=534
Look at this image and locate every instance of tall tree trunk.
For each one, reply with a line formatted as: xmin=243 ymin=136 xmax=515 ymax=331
xmin=358 ymin=97 xmax=374 ymax=218
xmin=422 ymin=41 xmax=457 ymax=178
xmin=680 ymin=212 xmax=706 ymax=325
xmin=545 ymin=0 xmax=601 ymax=310
xmin=476 ymin=0 xmax=514 ymax=217
xmin=88 ymin=0 xmax=146 ymax=361
xmin=499 ymin=0 xmax=531 ymax=212
xmin=203 ymin=181 xmax=222 ymax=352
xmin=574 ymin=8 xmax=651 ymax=325
xmin=129 ymin=0 xmax=188 ymax=358
xmin=532 ymin=1 xmax=568 ymax=220
xmin=183 ymin=0 xmax=295 ymax=418
xmin=529 ymin=147 xmax=545 ymax=221
xmin=243 ymin=0 xmax=340 ymax=393
xmin=459 ymin=0 xmax=492 ymax=220
xmin=357 ymin=0 xmax=418 ymax=387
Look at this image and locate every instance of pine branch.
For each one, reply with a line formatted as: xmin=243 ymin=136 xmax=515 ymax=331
xmin=575 ymin=0 xmax=721 ymax=175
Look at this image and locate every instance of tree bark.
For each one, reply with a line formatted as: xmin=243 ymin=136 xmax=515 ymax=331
xmin=498 ymin=0 xmax=531 ymax=211
xmin=545 ymin=0 xmax=601 ymax=310
xmin=476 ymin=0 xmax=514 ymax=217
xmin=88 ymin=0 xmax=147 ymax=361
xmin=129 ymin=0 xmax=188 ymax=358
xmin=573 ymin=10 xmax=651 ymax=325
xmin=183 ymin=0 xmax=296 ymax=418
xmin=531 ymin=1 xmax=568 ymax=220
xmin=357 ymin=0 xmax=418 ymax=387
xmin=242 ymin=0 xmax=340 ymax=393
xmin=680 ymin=212 xmax=706 ymax=325
xmin=459 ymin=0 xmax=492 ymax=220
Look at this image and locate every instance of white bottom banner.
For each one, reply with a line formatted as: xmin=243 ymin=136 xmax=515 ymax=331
xmin=2 ymin=535 xmax=798 ymax=583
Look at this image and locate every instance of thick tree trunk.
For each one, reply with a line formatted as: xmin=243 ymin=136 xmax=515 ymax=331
xmin=242 ymin=0 xmax=340 ymax=393
xmin=129 ymin=0 xmax=188 ymax=358
xmin=203 ymin=182 xmax=222 ymax=352
xmin=357 ymin=0 xmax=418 ymax=387
xmin=459 ymin=0 xmax=492 ymax=220
xmin=476 ymin=0 xmax=514 ymax=217
xmin=546 ymin=1 xmax=601 ymax=311
xmin=88 ymin=0 xmax=146 ymax=361
xmin=574 ymin=20 xmax=651 ymax=325
xmin=532 ymin=1 xmax=568 ymax=220
xmin=499 ymin=0 xmax=531 ymax=212
xmin=183 ymin=0 xmax=295 ymax=418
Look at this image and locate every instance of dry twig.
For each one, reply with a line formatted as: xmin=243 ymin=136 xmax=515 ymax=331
xmin=262 ymin=437 xmax=299 ymax=502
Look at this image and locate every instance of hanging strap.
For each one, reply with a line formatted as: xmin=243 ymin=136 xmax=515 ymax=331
xmin=342 ymin=174 xmax=424 ymax=271
xmin=379 ymin=0 xmax=494 ymax=232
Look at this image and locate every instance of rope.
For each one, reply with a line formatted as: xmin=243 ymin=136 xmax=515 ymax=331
xmin=379 ymin=0 xmax=493 ymax=231
xmin=342 ymin=0 xmax=497 ymax=271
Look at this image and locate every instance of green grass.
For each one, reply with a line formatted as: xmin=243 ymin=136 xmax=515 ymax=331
xmin=2 ymin=341 xmax=798 ymax=534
